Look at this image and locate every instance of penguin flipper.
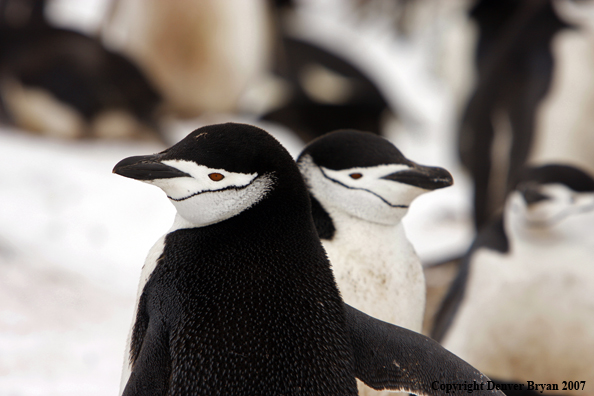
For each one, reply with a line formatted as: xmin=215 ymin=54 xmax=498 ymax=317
xmin=122 ymin=318 xmax=171 ymax=396
xmin=344 ymin=304 xmax=503 ymax=396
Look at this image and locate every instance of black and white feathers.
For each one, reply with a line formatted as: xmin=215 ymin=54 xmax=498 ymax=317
xmin=298 ymin=130 xmax=452 ymax=333
xmin=0 ymin=1 xmax=162 ymax=139
xmin=432 ymin=164 xmax=594 ymax=387
xmin=114 ymin=122 xmax=503 ymax=396
xmin=298 ymin=129 xmax=453 ymax=396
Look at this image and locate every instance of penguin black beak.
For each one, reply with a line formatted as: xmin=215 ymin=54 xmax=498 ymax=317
xmin=518 ymin=182 xmax=550 ymax=206
xmin=113 ymin=154 xmax=191 ymax=180
xmin=382 ymin=164 xmax=453 ymax=190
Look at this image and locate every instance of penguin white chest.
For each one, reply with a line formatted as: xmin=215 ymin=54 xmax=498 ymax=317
xmin=323 ymin=218 xmax=425 ymax=333
xmin=443 ymin=244 xmax=594 ymax=386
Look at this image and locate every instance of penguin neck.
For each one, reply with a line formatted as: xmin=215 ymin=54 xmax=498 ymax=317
xmin=322 ymin=198 xmax=410 ymax=240
xmin=328 ymin=208 xmax=408 ymax=242
xmin=166 ymin=183 xmax=326 ymax=272
xmin=170 ymin=212 xmax=200 ymax=231
xmin=311 ymin=193 xmax=409 ymax=238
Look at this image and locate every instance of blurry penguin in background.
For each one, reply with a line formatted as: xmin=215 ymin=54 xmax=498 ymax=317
xmin=459 ymin=0 xmax=573 ymax=230
xmin=298 ymin=130 xmax=453 ymax=395
xmin=261 ymin=0 xmax=392 ymax=143
xmin=432 ymin=164 xmax=594 ymax=393
xmin=0 ymin=0 xmax=162 ymax=140
xmin=103 ymin=0 xmax=271 ymax=118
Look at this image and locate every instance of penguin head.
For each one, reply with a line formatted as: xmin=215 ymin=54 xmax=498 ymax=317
xmin=297 ymin=130 xmax=453 ymax=226
xmin=506 ymin=164 xmax=594 ymax=236
xmin=113 ymin=123 xmax=303 ymax=228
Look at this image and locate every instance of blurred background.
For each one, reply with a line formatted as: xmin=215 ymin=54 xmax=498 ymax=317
xmin=2 ymin=0 xmax=594 ymax=394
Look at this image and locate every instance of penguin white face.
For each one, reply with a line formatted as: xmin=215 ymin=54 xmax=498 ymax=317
xmin=112 ymin=124 xmax=294 ymax=228
xmin=300 ymin=155 xmax=440 ymax=225
xmin=149 ymin=160 xmax=274 ymax=227
xmin=297 ymin=131 xmax=453 ymax=226
xmin=508 ymin=183 xmax=594 ymax=228
xmin=505 ymin=165 xmax=594 ymax=242
xmin=319 ymin=163 xmax=427 ymax=206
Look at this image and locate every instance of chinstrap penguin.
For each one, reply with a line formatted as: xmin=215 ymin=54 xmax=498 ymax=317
xmin=297 ymin=130 xmax=453 ymax=395
xmin=0 ymin=0 xmax=162 ymax=140
xmin=297 ymin=130 xmax=453 ymax=332
xmin=432 ymin=164 xmax=594 ymax=393
xmin=113 ymin=122 xmax=504 ymax=396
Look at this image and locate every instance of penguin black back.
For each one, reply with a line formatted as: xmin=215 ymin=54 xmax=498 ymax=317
xmin=117 ymin=123 xmax=357 ymax=395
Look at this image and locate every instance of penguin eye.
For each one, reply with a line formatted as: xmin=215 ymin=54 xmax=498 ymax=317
xmin=350 ymin=173 xmax=363 ymax=180
xmin=209 ymin=173 xmax=224 ymax=181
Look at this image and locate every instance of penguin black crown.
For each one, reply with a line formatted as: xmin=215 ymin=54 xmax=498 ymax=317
xmin=113 ymin=122 xmax=506 ymax=396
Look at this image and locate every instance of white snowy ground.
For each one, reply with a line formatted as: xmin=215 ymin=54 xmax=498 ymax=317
xmin=0 ymin=127 xmax=172 ymax=395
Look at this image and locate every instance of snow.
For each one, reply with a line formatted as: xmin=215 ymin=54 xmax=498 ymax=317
xmin=0 ymin=127 xmax=175 ymax=395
